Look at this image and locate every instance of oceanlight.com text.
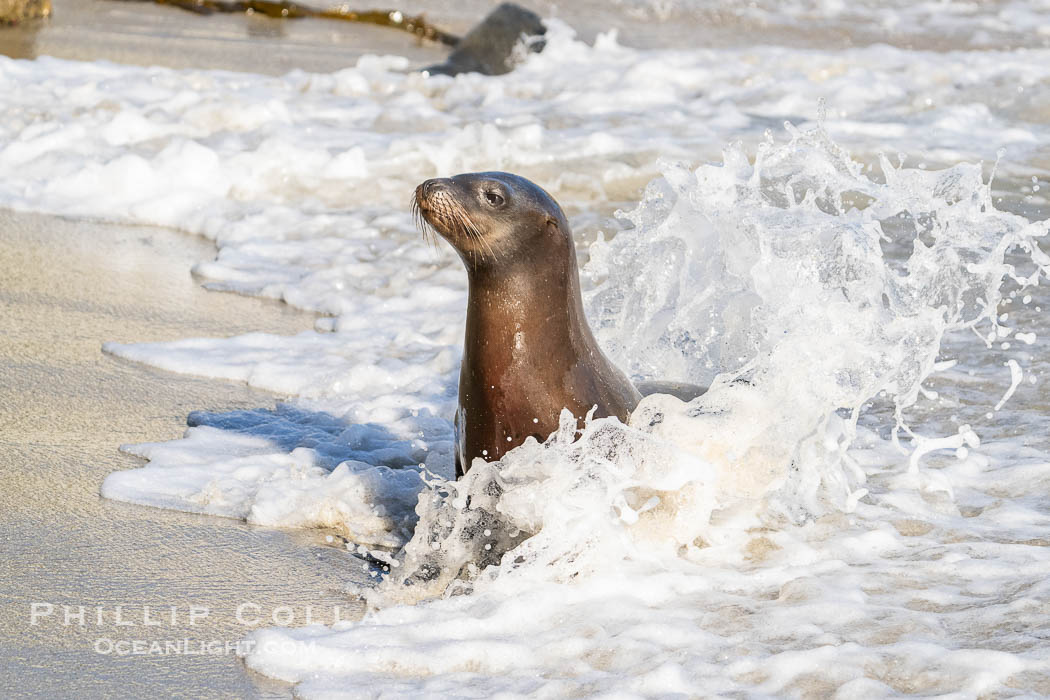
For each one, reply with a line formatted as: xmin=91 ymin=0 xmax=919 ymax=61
xmin=92 ymin=637 xmax=312 ymax=657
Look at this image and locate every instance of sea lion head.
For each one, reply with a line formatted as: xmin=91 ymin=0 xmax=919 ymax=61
xmin=413 ymin=171 xmax=570 ymax=270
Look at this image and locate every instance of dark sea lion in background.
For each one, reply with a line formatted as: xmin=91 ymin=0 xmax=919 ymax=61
xmin=414 ymin=171 xmax=642 ymax=477
xmin=423 ymin=3 xmax=546 ymax=77
xmin=131 ymin=1 xmax=545 ymax=77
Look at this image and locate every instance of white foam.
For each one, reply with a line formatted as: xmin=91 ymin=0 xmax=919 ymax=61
xmin=103 ymin=410 xmax=454 ymax=547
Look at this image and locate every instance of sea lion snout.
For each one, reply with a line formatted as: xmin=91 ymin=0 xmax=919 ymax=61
xmin=414 ymin=178 xmax=452 ymax=215
xmin=413 ymin=176 xmax=482 ymax=254
xmin=419 ymin=178 xmax=451 ymax=200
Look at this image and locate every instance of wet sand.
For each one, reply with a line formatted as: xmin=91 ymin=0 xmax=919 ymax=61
xmin=0 ymin=211 xmax=368 ymax=698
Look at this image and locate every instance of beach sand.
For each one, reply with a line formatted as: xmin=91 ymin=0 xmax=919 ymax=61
xmin=0 ymin=209 xmax=373 ymax=697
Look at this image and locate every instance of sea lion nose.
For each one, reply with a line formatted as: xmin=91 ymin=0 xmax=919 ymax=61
xmin=422 ymin=178 xmax=450 ymax=198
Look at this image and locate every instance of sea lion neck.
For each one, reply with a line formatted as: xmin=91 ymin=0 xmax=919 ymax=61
xmin=465 ymin=241 xmax=585 ymax=331
xmin=463 ymin=244 xmax=595 ymax=376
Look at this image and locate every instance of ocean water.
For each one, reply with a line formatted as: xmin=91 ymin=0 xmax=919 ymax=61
xmin=2 ymin=2 xmax=1049 ymax=697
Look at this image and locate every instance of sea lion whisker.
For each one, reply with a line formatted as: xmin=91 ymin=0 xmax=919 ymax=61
xmin=465 ymin=221 xmax=482 ymax=269
xmin=411 ymin=197 xmax=434 ymax=247
xmin=470 ymin=220 xmax=498 ymax=261
xmin=460 ymin=216 xmax=487 ymax=264
xmin=460 ymin=216 xmax=479 ymax=269
xmin=445 ymin=203 xmax=486 ymax=264
xmin=457 ymin=209 xmax=496 ymax=261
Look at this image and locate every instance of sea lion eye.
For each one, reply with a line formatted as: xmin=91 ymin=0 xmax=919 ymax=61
xmin=484 ymin=191 xmax=505 ymax=207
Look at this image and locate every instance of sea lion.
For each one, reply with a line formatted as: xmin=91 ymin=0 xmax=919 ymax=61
xmin=414 ymin=171 xmax=642 ymax=477
xmin=423 ymin=3 xmax=546 ymax=77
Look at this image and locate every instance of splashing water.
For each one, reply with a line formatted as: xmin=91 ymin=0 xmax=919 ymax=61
xmin=356 ymin=124 xmax=1048 ymax=605
xmin=588 ymin=124 xmax=1049 ymax=518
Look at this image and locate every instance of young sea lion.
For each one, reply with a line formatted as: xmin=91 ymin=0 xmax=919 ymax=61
xmin=414 ymin=171 xmax=642 ymax=477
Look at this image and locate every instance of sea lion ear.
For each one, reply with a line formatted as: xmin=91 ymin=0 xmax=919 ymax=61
xmin=546 ymin=218 xmax=570 ymax=244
